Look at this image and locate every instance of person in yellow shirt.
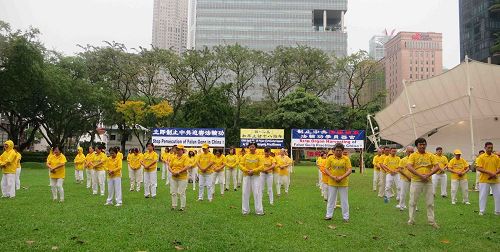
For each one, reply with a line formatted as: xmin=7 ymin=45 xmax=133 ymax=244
xmin=128 ymin=148 xmax=143 ymax=192
xmin=261 ymin=147 xmax=276 ymax=205
xmin=225 ymin=147 xmax=239 ymax=191
xmin=237 ymin=148 xmax=246 ymax=188
xmin=161 ymin=147 xmax=171 ymax=183
xmin=476 ymin=142 xmax=500 ymax=215
xmin=316 ymin=151 xmax=329 ymax=201
xmin=323 ymin=143 xmax=352 ymax=221
xmin=0 ymin=140 xmax=17 ymax=198
xmin=381 ymin=147 xmax=401 ymax=203
xmin=197 ymin=143 xmax=215 ymax=201
xmin=74 ymin=147 xmax=86 ymax=184
xmin=91 ymin=145 xmax=108 ymax=196
xmin=397 ymin=146 xmax=414 ymax=210
xmin=212 ymin=149 xmax=226 ymax=197
xmin=46 ymin=146 xmax=67 ymax=202
xmin=84 ymin=146 xmax=95 ymax=189
xmin=105 ymin=147 xmax=123 ymax=206
xmin=473 ymin=149 xmax=485 ymax=191
xmin=377 ymin=146 xmax=390 ymax=198
xmin=432 ymin=147 xmax=449 ymax=198
xmin=168 ymin=144 xmax=190 ymax=211
xmin=14 ymin=146 xmax=22 ymax=191
xmin=407 ymin=138 xmax=440 ymax=228
xmin=141 ymin=143 xmax=159 ymax=199
xmin=372 ymin=148 xmax=383 ymax=192
xmin=240 ymin=142 xmax=264 ymax=215
xmin=284 ymin=149 xmax=293 ymax=185
xmin=187 ymin=151 xmax=197 ymax=191
xmin=447 ymin=149 xmax=470 ymax=205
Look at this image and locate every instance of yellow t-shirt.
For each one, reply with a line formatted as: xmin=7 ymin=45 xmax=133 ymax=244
xmin=128 ymin=153 xmax=143 ymax=170
xmin=276 ymin=155 xmax=291 ymax=176
xmin=325 ymin=155 xmax=352 ymax=187
xmin=143 ymin=151 xmax=159 ymax=172
xmin=93 ymin=152 xmax=108 ymax=171
xmin=15 ymin=152 xmax=22 ymax=169
xmin=372 ymin=154 xmax=383 ymax=171
xmin=317 ymin=157 xmax=328 ymax=183
xmin=117 ymin=152 xmax=123 ymax=161
xmin=383 ymin=155 xmax=401 ymax=173
xmin=240 ymin=153 xmax=263 ymax=176
xmin=476 ymin=153 xmax=499 ymax=183
xmin=262 ymin=156 xmax=276 ymax=174
xmin=187 ymin=156 xmax=196 ymax=168
xmin=106 ymin=156 xmax=122 ymax=178
xmin=225 ymin=154 xmax=239 ymax=169
xmin=399 ymin=156 xmax=412 ymax=181
xmin=435 ymin=155 xmax=448 ymax=175
xmin=213 ymin=155 xmax=226 ymax=172
xmin=169 ymin=154 xmax=189 ymax=180
xmin=448 ymin=157 xmax=469 ymax=180
xmin=161 ymin=151 xmax=169 ymax=163
xmin=74 ymin=153 xmax=86 ymax=170
xmin=0 ymin=149 xmax=17 ymax=174
xmin=47 ymin=154 xmax=67 ymax=179
xmin=85 ymin=152 xmax=95 ymax=169
xmin=407 ymin=152 xmax=438 ymax=182
xmin=197 ymin=152 xmax=215 ymax=174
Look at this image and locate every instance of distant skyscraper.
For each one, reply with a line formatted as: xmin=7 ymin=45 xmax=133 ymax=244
xmin=384 ymin=32 xmax=443 ymax=104
xmin=152 ymin=0 xmax=188 ymax=54
xmin=459 ymin=0 xmax=500 ymax=64
xmin=369 ymin=30 xmax=394 ymax=60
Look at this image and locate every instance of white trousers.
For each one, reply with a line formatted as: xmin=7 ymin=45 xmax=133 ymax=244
xmin=326 ymin=186 xmax=349 ymax=220
xmin=276 ymin=174 xmax=289 ymax=195
xmin=15 ymin=168 xmax=21 ymax=190
xmin=475 ymin=170 xmax=480 ymax=189
xmin=92 ymin=170 xmax=106 ymax=195
xmin=225 ymin=168 xmax=237 ymax=190
xmin=50 ymin=178 xmax=64 ymax=201
xmin=260 ymin=172 xmax=274 ymax=204
xmin=212 ymin=170 xmax=225 ymax=195
xmin=321 ymin=182 xmax=328 ymax=200
xmin=432 ymin=174 xmax=448 ymax=196
xmin=1 ymin=173 xmax=16 ymax=197
xmin=409 ymin=181 xmax=435 ymax=224
xmin=398 ymin=180 xmax=410 ymax=209
xmin=163 ymin=162 xmax=172 ymax=185
xmin=237 ymin=169 xmax=243 ymax=186
xmin=478 ymin=183 xmax=500 ymax=214
xmin=451 ymin=179 xmax=469 ymax=203
xmin=385 ymin=173 xmax=400 ymax=199
xmin=373 ymin=170 xmax=380 ymax=191
xmin=242 ymin=175 xmax=263 ymax=214
xmin=143 ymin=171 xmax=157 ymax=197
xmin=190 ymin=168 xmax=198 ymax=190
xmin=318 ymin=170 xmax=322 ymax=187
xmin=378 ymin=172 xmax=387 ymax=197
xmin=86 ymin=169 xmax=93 ymax=188
xmin=198 ymin=173 xmax=213 ymax=200
xmin=129 ymin=168 xmax=143 ymax=191
xmin=107 ymin=177 xmax=122 ymax=204
xmin=170 ymin=179 xmax=187 ymax=208
xmin=75 ymin=170 xmax=84 ymax=182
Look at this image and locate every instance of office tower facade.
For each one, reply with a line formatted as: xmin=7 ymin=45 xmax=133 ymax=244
xmin=152 ymin=0 xmax=189 ymax=54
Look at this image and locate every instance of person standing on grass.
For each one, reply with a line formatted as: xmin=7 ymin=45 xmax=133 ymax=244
xmin=372 ymin=148 xmax=383 ymax=192
xmin=225 ymin=147 xmax=239 ymax=192
xmin=128 ymin=148 xmax=143 ymax=192
xmin=142 ymin=143 xmax=159 ymax=199
xmin=473 ymin=150 xmax=485 ymax=191
xmin=475 ymin=142 xmax=500 ymax=216
xmin=237 ymin=148 xmax=246 ymax=188
xmin=0 ymin=140 xmax=17 ymax=198
xmin=381 ymin=147 xmax=401 ymax=203
xmin=168 ymin=144 xmax=190 ymax=211
xmin=275 ymin=149 xmax=290 ymax=197
xmin=197 ymin=143 xmax=215 ymax=202
xmin=187 ymin=151 xmax=198 ymax=191
xmin=433 ymin=147 xmax=448 ymax=198
xmin=91 ymin=145 xmax=108 ymax=196
xmin=105 ymin=147 xmax=123 ymax=207
xmin=212 ymin=149 xmax=226 ymax=197
xmin=447 ymin=149 xmax=470 ymax=205
xmin=406 ymin=138 xmax=440 ymax=228
xmin=323 ymin=143 xmax=352 ymax=222
xmin=74 ymin=147 xmax=85 ymax=184
xmin=397 ymin=146 xmax=414 ymax=211
xmin=240 ymin=142 xmax=264 ymax=215
xmin=261 ymin=147 xmax=276 ymax=205
xmin=84 ymin=146 xmax=95 ymax=189
xmin=46 ymin=146 xmax=67 ymax=203
xmin=378 ymin=146 xmax=390 ymax=198
xmin=161 ymin=147 xmax=171 ymax=183
xmin=316 ymin=151 xmax=329 ymax=201
xmin=13 ymin=146 xmax=22 ymax=191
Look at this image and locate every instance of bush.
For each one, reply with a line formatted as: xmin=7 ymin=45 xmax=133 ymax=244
xmin=350 ymin=152 xmax=375 ymax=168
xmin=20 ymin=151 xmax=76 ymax=163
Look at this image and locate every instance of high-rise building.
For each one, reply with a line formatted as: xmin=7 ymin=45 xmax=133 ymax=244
xmin=369 ymin=31 xmax=394 ymax=61
xmin=459 ymin=0 xmax=500 ymax=64
xmin=384 ymin=32 xmax=443 ymax=104
xmin=152 ymin=0 xmax=189 ymax=54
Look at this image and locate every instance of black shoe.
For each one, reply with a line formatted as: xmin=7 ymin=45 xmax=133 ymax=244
xmin=234 ymin=189 xmax=237 ymax=191
xmin=225 ymin=188 xmax=229 ymax=191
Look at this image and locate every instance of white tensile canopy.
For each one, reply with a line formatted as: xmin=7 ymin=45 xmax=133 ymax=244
xmin=374 ymin=60 xmax=500 ymax=161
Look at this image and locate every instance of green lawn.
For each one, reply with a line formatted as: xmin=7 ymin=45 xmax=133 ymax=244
xmin=0 ymin=162 xmax=498 ymax=251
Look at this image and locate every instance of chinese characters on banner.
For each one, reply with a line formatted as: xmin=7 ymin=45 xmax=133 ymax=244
xmin=152 ymin=128 xmax=225 ymax=147
xmin=240 ymin=129 xmax=285 ymax=148
xmin=291 ymin=129 xmax=365 ymax=149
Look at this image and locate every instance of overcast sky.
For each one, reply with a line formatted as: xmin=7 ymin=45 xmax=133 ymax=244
xmin=0 ymin=0 xmax=459 ymax=68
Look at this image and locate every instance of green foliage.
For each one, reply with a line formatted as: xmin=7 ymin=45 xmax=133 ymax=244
xmin=181 ymin=86 xmax=233 ymax=128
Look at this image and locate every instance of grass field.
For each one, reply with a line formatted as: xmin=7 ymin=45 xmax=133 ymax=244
xmin=0 ymin=162 xmax=499 ymax=251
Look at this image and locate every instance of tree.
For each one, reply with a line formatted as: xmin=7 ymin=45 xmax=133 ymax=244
xmin=181 ymin=86 xmax=233 ymax=128
xmin=261 ymin=47 xmax=296 ymax=105
xmin=184 ymin=47 xmax=224 ymax=94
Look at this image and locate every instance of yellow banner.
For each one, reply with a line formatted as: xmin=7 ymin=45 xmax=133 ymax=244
xmin=240 ymin=129 xmax=284 ymax=139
